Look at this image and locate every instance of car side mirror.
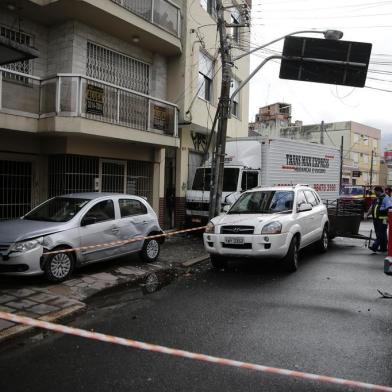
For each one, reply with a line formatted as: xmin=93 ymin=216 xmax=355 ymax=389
xmin=298 ymin=203 xmax=313 ymax=212
xmin=222 ymin=204 xmax=230 ymax=213
xmin=81 ymin=216 xmax=97 ymax=226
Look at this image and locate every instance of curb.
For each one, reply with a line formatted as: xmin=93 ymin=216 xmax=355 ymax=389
xmin=181 ymin=255 xmax=210 ymax=267
xmin=0 ymin=254 xmax=209 ymax=346
xmin=0 ymin=303 xmax=86 ymax=347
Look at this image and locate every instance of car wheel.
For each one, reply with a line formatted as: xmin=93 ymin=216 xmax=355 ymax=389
xmin=282 ymin=236 xmax=299 ymax=273
xmin=140 ymin=238 xmax=160 ymax=263
xmin=210 ymin=254 xmax=227 ymax=270
xmin=318 ymin=226 xmax=329 ymax=253
xmin=44 ymin=249 xmax=74 ymax=282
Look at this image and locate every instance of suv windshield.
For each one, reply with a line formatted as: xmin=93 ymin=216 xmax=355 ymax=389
xmin=229 ymin=190 xmax=294 ymax=214
xmin=24 ymin=197 xmax=90 ymax=222
xmin=192 ymin=168 xmax=239 ymax=192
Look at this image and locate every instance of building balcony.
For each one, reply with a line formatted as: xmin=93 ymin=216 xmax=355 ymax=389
xmin=3 ymin=0 xmax=182 ymax=55
xmin=111 ymin=0 xmax=181 ymax=38
xmin=0 ymin=68 xmax=179 ymax=147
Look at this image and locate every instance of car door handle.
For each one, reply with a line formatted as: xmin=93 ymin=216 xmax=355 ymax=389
xmin=111 ymin=227 xmax=120 ymax=233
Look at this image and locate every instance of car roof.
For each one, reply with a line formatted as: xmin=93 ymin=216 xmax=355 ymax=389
xmin=57 ymin=193 xmax=138 ymax=200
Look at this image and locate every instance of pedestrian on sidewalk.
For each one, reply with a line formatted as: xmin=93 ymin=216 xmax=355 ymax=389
xmin=366 ymin=186 xmax=392 ymax=253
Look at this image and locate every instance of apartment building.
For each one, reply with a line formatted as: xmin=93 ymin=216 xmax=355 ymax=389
xmin=280 ymin=121 xmax=381 ymax=186
xmin=248 ymin=102 xmax=295 ymax=137
xmin=0 ymin=0 xmax=251 ymax=227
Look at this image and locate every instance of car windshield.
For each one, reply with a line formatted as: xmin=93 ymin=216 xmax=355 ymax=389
xmin=24 ymin=197 xmax=90 ymax=222
xmin=192 ymin=168 xmax=239 ymax=192
xmin=228 ymin=190 xmax=294 ymax=214
xmin=341 ymin=186 xmax=363 ymax=196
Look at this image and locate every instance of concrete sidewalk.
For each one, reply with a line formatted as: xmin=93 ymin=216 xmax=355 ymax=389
xmin=0 ymin=234 xmax=208 ymax=344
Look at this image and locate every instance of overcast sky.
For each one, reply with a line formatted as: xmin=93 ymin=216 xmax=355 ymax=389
xmin=247 ymin=0 xmax=392 ymax=145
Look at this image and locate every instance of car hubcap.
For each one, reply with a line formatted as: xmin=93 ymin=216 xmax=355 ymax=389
xmin=146 ymin=240 xmax=159 ymax=259
xmin=50 ymin=253 xmax=71 ymax=279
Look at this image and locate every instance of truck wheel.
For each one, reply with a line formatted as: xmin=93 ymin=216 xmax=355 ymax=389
xmin=318 ymin=226 xmax=329 ymax=253
xmin=210 ymin=255 xmax=227 ymax=270
xmin=44 ymin=249 xmax=74 ymax=282
xmin=282 ymin=236 xmax=299 ymax=273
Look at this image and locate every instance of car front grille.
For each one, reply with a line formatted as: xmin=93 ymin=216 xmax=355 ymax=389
xmin=220 ymin=226 xmax=254 ymax=235
xmin=0 ymin=244 xmax=10 ymax=254
xmin=222 ymin=243 xmax=252 ymax=249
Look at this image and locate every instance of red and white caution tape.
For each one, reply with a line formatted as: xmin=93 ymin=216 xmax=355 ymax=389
xmin=0 ymin=311 xmax=391 ymax=391
xmin=43 ymin=226 xmax=207 ymax=256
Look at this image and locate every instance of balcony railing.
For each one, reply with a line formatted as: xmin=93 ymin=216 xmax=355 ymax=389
xmin=0 ymin=68 xmax=178 ymax=137
xmin=111 ymin=0 xmax=181 ymax=37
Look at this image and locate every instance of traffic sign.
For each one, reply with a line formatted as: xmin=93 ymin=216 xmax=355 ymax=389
xmin=279 ymin=36 xmax=372 ymax=88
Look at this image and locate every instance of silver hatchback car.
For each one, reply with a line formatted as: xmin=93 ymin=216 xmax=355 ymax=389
xmin=0 ymin=193 xmax=164 ymax=282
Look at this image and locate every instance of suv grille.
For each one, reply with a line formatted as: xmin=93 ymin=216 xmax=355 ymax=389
xmin=186 ymin=202 xmax=209 ymax=212
xmin=221 ymin=226 xmax=254 ymax=235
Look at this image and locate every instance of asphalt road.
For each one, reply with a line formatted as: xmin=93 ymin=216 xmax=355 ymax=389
xmin=1 ymin=238 xmax=391 ymax=392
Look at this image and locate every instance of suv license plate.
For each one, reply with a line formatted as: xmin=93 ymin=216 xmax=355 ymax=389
xmin=224 ymin=237 xmax=244 ymax=245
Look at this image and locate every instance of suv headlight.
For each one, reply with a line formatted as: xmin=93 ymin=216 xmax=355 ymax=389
xmin=261 ymin=222 xmax=282 ymax=234
xmin=205 ymin=221 xmax=215 ymax=233
xmin=10 ymin=237 xmax=43 ymax=253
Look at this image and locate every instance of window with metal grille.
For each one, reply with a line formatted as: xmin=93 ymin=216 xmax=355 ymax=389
xmin=48 ymin=155 xmax=153 ymax=205
xmin=0 ymin=160 xmax=32 ymax=220
xmin=127 ymin=160 xmax=153 ymax=204
xmin=86 ymin=42 xmax=150 ymax=94
xmin=0 ymin=25 xmax=33 ymax=83
xmin=48 ymin=155 xmax=100 ymax=197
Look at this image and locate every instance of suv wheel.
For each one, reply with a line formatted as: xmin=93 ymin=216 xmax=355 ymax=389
xmin=318 ymin=226 xmax=329 ymax=253
xmin=44 ymin=249 xmax=74 ymax=282
xmin=210 ymin=254 xmax=227 ymax=270
xmin=282 ymin=236 xmax=299 ymax=273
xmin=140 ymin=238 xmax=160 ymax=263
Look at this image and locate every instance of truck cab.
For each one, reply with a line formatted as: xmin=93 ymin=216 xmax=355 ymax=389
xmin=186 ymin=166 xmax=260 ymax=225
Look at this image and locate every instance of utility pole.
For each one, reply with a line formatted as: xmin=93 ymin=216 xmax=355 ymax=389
xmin=339 ymin=136 xmax=344 ymax=192
xmin=209 ymin=0 xmax=233 ymax=219
xmin=320 ymin=120 xmax=324 ymax=144
xmin=370 ymin=149 xmax=374 ymax=186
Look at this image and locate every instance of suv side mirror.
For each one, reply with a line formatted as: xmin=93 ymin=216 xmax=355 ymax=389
xmin=81 ymin=216 xmax=97 ymax=226
xmin=222 ymin=204 xmax=230 ymax=213
xmin=298 ymin=203 xmax=313 ymax=213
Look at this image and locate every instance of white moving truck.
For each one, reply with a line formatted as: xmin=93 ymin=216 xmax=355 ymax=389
xmin=186 ymin=137 xmax=340 ymax=225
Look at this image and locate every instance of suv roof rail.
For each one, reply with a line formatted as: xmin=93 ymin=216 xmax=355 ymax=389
xmin=295 ymin=184 xmax=309 ymax=187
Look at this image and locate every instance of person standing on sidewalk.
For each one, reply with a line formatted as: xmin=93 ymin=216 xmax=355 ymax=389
xmin=367 ymin=186 xmax=392 ymax=253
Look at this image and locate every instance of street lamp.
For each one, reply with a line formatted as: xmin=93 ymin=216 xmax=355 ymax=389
xmin=233 ymin=29 xmax=344 ymax=62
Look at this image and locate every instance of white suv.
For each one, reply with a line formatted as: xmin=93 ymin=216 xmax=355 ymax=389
xmin=203 ymin=185 xmax=329 ymax=272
